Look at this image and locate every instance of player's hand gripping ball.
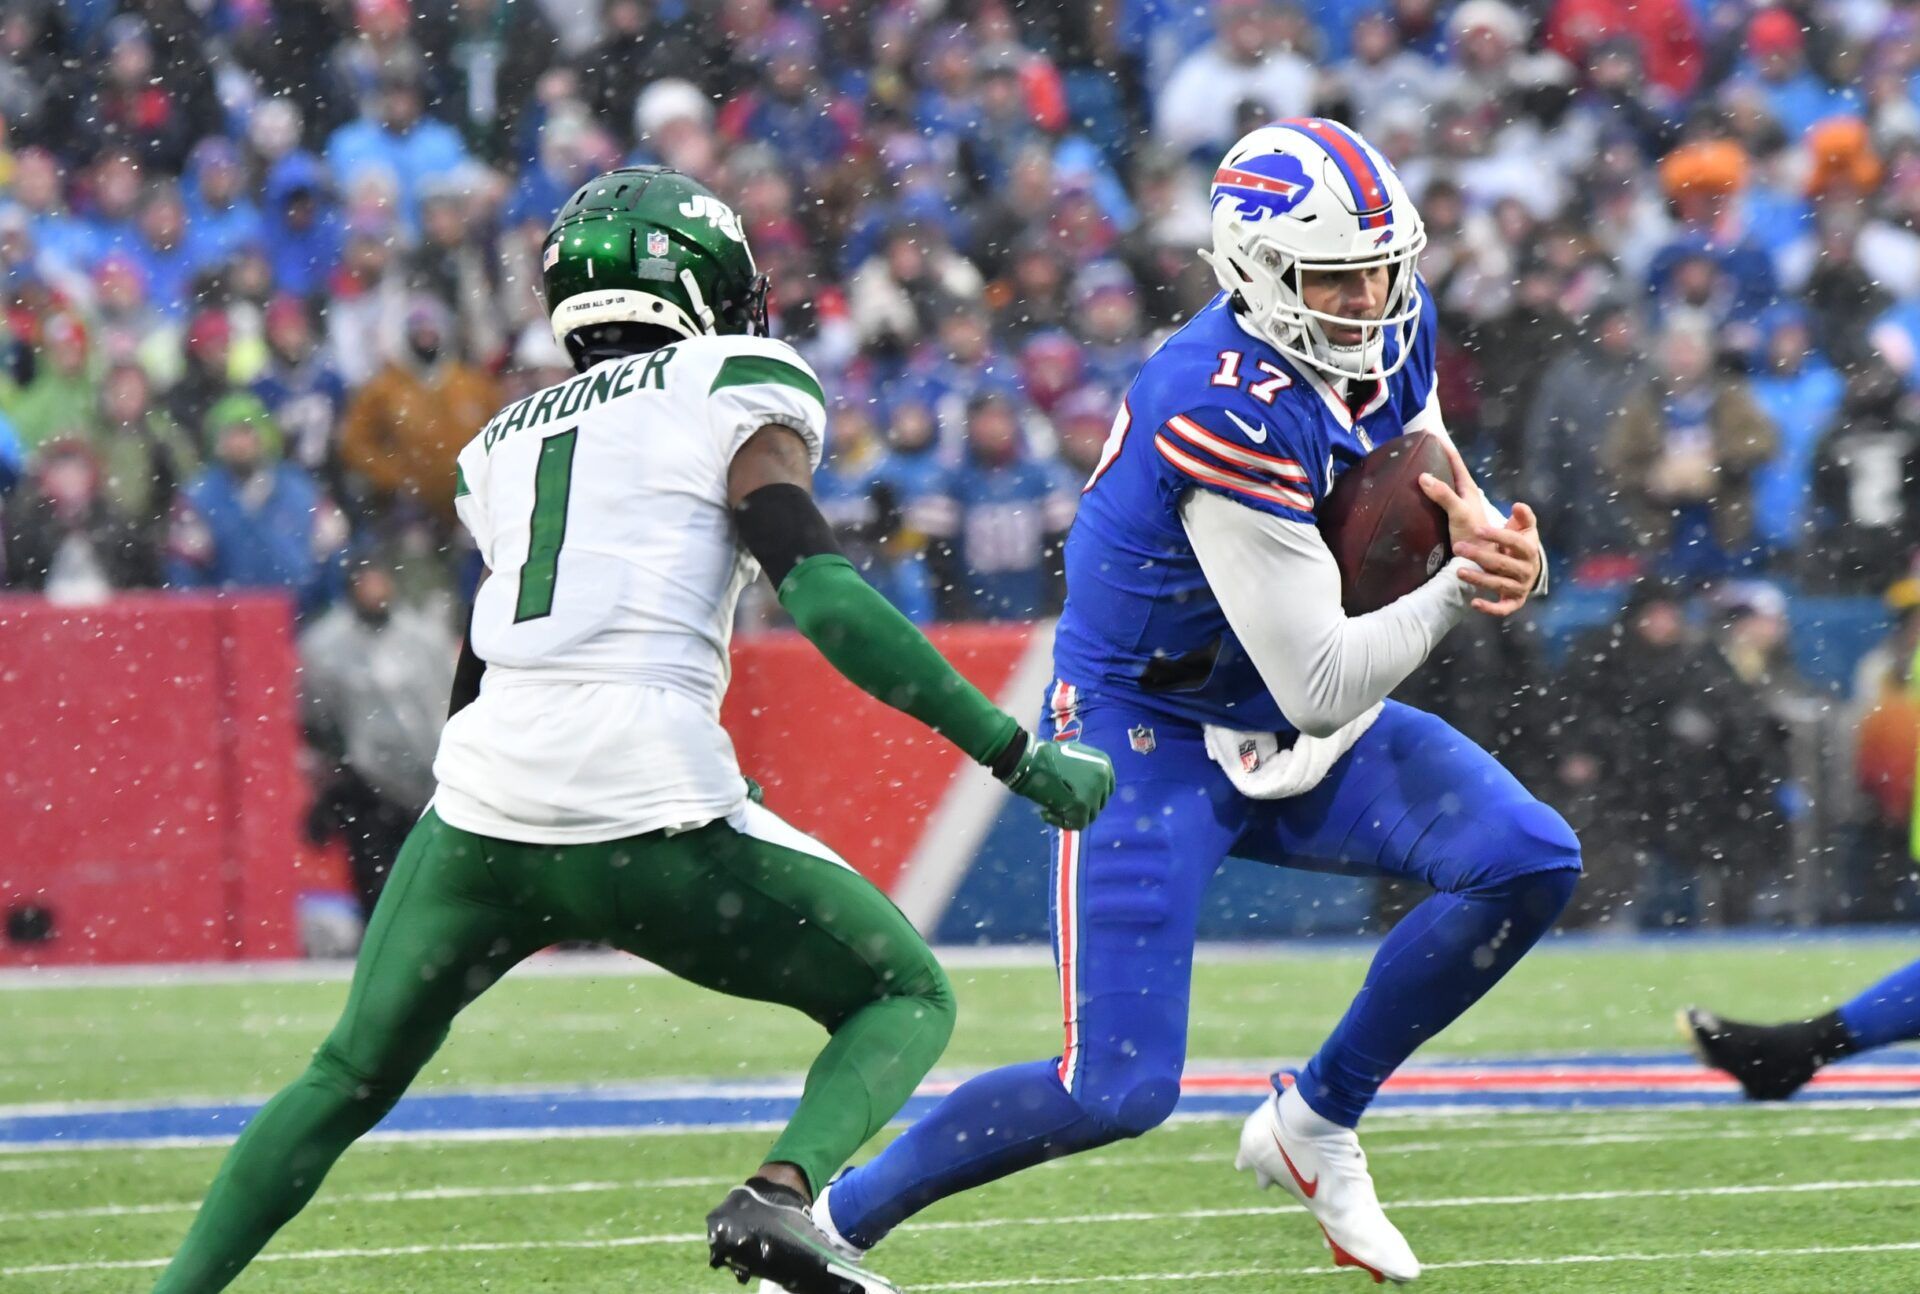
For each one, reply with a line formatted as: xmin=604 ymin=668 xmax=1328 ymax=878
xmin=1001 ymin=738 xmax=1116 ymax=831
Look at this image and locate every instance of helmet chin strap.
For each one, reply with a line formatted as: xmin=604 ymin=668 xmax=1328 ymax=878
xmin=679 ymin=269 xmax=718 ymax=334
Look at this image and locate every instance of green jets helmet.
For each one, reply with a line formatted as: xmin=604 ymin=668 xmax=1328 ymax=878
xmin=541 ymin=166 xmax=768 ymax=363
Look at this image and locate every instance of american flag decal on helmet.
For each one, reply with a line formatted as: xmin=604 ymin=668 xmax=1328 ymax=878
xmin=1211 ymin=152 xmax=1316 ymax=222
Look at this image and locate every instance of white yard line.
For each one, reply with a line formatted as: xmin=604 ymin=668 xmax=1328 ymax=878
xmin=917 ymin=1242 xmax=1920 ymax=1289
xmin=0 ymin=1173 xmax=738 ymax=1223
xmin=12 ymin=1176 xmax=1920 ymax=1265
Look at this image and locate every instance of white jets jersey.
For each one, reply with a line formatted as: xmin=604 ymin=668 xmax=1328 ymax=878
xmin=431 ymin=334 xmax=826 ymax=845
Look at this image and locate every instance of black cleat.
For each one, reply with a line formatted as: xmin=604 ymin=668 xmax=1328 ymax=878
xmin=1680 ymin=1006 xmax=1854 ymax=1101
xmin=705 ymin=1182 xmax=898 ymax=1294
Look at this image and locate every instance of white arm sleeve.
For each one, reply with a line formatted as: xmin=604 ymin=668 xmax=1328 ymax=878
xmin=1182 ymin=488 xmax=1474 ymax=739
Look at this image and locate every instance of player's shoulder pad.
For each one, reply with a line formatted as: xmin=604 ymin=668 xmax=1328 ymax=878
xmin=702 ymin=334 xmax=826 ymax=408
xmin=1150 ymin=397 xmax=1319 ymax=517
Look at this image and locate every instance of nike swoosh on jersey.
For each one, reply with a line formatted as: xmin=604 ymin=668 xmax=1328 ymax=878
xmin=1223 ymin=409 xmax=1268 ymax=443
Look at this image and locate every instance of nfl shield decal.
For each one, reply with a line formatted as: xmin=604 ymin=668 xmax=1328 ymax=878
xmin=1129 ymin=725 xmax=1157 ymax=755
xmin=648 ymin=230 xmax=670 ymax=257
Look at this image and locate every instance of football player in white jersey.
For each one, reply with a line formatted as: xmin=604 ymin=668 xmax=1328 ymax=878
xmin=151 ymin=167 xmax=1115 ymax=1294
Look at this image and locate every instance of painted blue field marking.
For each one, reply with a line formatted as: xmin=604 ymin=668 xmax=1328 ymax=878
xmin=9 ymin=1051 xmax=1920 ymax=1150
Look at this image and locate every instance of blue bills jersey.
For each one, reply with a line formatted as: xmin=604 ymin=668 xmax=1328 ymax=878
xmin=1052 ymin=282 xmax=1440 ymax=733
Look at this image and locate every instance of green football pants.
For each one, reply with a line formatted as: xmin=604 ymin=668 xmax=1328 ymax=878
xmin=152 ymin=806 xmax=954 ymax=1293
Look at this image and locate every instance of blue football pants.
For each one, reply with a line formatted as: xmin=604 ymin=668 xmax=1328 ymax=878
xmin=827 ymin=693 xmax=1581 ymax=1249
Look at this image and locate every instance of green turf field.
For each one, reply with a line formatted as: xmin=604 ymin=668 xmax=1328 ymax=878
xmin=7 ymin=938 xmax=1920 ymax=1291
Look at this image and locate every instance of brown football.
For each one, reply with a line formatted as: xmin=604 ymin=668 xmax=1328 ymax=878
xmin=1318 ymin=430 xmax=1453 ymax=615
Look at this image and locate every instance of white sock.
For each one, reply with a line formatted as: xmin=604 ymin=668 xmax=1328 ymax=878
xmin=1279 ymin=1081 xmax=1347 ymax=1137
xmin=812 ymin=1182 xmax=863 ymax=1256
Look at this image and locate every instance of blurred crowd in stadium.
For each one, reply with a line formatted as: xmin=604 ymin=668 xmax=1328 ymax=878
xmin=4 ymin=0 xmax=1920 ymax=927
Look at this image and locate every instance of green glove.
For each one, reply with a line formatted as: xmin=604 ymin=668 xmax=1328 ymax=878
xmin=994 ymin=731 xmax=1116 ymax=831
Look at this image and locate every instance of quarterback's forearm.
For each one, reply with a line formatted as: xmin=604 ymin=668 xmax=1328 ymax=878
xmin=736 ymin=483 xmax=1019 ymax=767
xmin=1182 ymin=490 xmax=1473 ymax=738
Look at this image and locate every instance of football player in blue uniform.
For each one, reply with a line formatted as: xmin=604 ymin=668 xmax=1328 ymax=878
xmin=810 ymin=120 xmax=1577 ymax=1285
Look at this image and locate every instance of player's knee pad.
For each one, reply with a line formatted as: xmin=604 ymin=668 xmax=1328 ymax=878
xmin=309 ymin=1037 xmax=426 ymax=1115
xmin=1071 ymin=1066 xmax=1182 ymax=1139
xmin=1453 ymin=798 xmax=1583 ymax=894
xmin=893 ymin=954 xmax=958 ymax=1046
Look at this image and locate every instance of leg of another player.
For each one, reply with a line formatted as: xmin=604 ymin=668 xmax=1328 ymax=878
xmin=601 ymin=803 xmax=955 ymax=1290
xmin=1682 ymin=957 xmax=1920 ymax=1099
xmin=151 ymin=811 xmax=547 ymax=1294
xmin=821 ymin=713 xmax=1237 ymax=1253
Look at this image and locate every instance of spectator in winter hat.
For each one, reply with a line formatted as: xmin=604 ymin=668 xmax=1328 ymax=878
xmin=167 ymin=391 xmax=345 ymax=613
xmin=91 ymin=360 xmax=198 ymax=531
xmin=1543 ymin=0 xmax=1702 ymax=99
xmin=1649 ymin=141 xmax=1780 ymax=321
xmin=1747 ymin=305 xmax=1845 ymax=555
xmin=1338 ymin=12 xmax=1452 ymax=135
xmin=1052 ymin=384 xmax=1117 ymax=481
xmin=1073 ymin=261 xmax=1148 ymax=393
xmin=8 ymin=148 xmax=98 ymax=275
xmin=1607 ymin=314 xmax=1778 ymax=573
xmin=325 ymin=62 xmax=471 ymax=234
xmin=721 ymin=16 xmax=859 ymax=164
xmin=1805 ymin=116 xmax=1884 ymax=198
xmin=252 ymin=296 xmax=349 ymax=476
xmin=262 ymin=152 xmax=344 ymax=300
xmin=339 ymin=296 xmax=501 ymax=525
xmin=504 ymin=103 xmax=608 ymax=229
xmin=326 ymin=221 xmax=410 ymax=386
xmin=1154 ymin=0 xmax=1313 ymax=159
xmin=1019 ymin=331 xmax=1085 ymax=415
xmin=89 ymin=15 xmax=197 ymax=171
xmin=183 ymin=138 xmax=265 ymax=273
xmin=3 ymin=438 xmax=158 ymax=599
xmin=1 ymin=312 xmax=94 ymax=456
xmin=84 ymin=151 xmax=145 ymax=267
xmin=630 ymin=78 xmax=714 ymax=164
xmin=412 ymin=173 xmax=505 ymax=368
xmin=300 ymin=554 xmax=457 ymax=916
xmin=87 ymin=252 xmax=169 ymax=374
xmin=961 ymin=47 xmax=1044 ymax=194
xmin=848 ymin=217 xmax=985 ymax=357
xmin=587 ymin=1 xmax=707 ymax=140
xmin=933 ymin=388 xmax=1077 ymax=621
xmin=167 ymin=309 xmax=240 ymax=446
xmin=128 ymin=181 xmax=197 ymax=319
xmin=246 ymin=97 xmax=305 ymax=168
xmin=1737 ymin=9 xmax=1860 ymax=138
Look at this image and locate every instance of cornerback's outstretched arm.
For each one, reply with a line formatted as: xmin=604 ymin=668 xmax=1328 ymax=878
xmin=727 ymin=424 xmax=1114 ymax=831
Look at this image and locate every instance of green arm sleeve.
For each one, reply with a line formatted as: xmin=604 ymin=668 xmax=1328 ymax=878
xmin=778 ymin=553 xmax=1019 ymax=766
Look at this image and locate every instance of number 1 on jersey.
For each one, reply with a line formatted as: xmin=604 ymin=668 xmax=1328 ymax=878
xmin=514 ymin=427 xmax=578 ymax=622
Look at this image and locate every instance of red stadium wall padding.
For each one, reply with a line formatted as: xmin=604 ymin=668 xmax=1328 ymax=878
xmin=0 ymin=600 xmax=1032 ymax=964
xmin=720 ymin=625 xmax=1035 ymax=893
xmin=0 ymin=594 xmax=303 ymax=965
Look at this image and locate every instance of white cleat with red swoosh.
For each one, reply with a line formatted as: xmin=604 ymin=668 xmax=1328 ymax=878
xmin=1234 ymin=1084 xmax=1420 ymax=1284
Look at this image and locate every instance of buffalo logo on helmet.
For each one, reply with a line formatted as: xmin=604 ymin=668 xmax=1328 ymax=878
xmin=1210 ymin=153 xmax=1316 ymax=222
